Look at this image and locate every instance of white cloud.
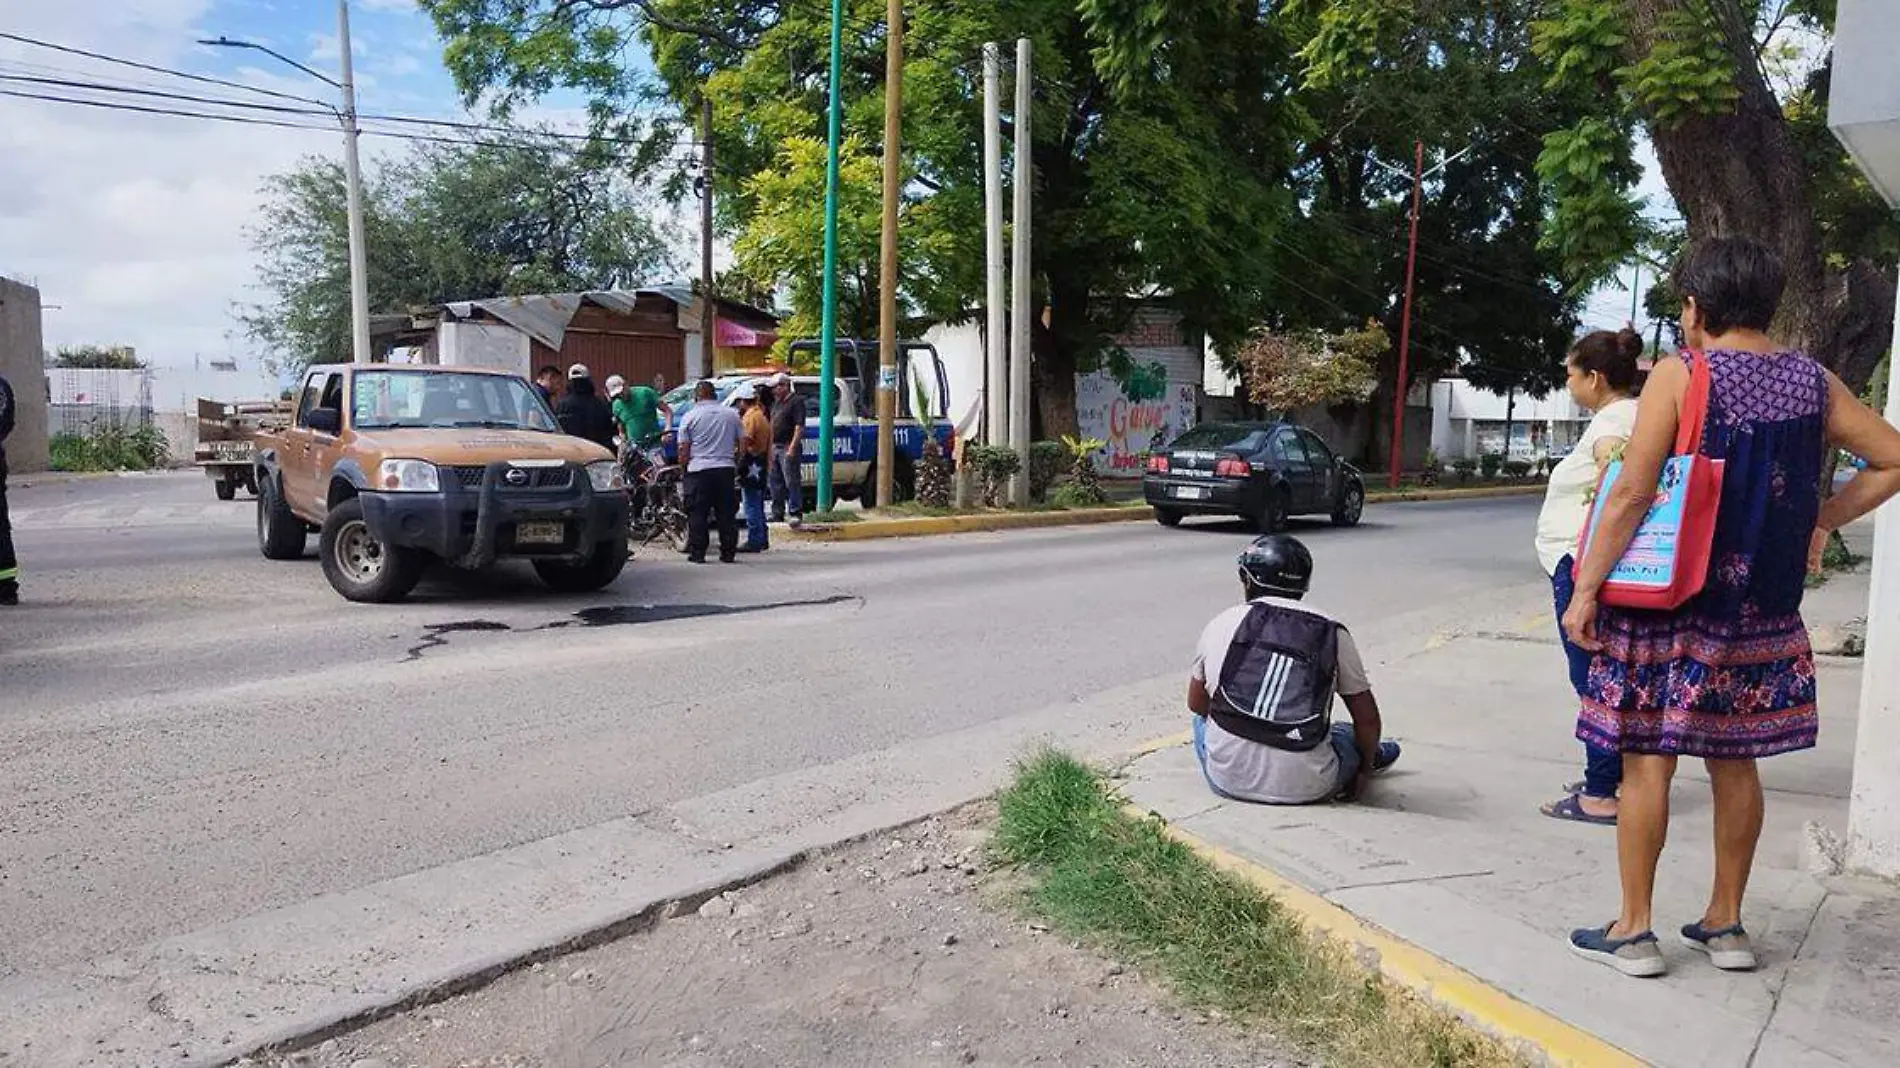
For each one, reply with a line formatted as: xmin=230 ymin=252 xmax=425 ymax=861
xmin=0 ymin=1 xmax=407 ymax=366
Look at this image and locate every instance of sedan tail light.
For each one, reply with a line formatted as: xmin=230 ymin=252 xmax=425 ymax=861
xmin=1214 ymin=455 xmax=1251 ymax=478
xmin=1146 ymin=454 xmax=1169 ymax=473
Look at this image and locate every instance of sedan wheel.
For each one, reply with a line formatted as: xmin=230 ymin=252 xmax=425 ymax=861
xmin=1258 ymin=487 xmax=1290 ymax=533
xmin=1332 ymin=483 xmax=1365 ymax=527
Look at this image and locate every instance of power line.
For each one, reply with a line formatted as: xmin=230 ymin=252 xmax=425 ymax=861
xmin=0 ymin=29 xmax=333 ymax=109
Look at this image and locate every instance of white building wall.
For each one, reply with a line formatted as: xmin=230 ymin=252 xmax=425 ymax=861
xmin=437 ymin=321 xmax=531 ymax=376
xmin=921 ymin=318 xmax=986 ymax=439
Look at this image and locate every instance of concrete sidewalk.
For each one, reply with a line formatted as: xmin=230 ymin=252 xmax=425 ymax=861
xmin=1123 ymin=554 xmax=1893 ymax=1068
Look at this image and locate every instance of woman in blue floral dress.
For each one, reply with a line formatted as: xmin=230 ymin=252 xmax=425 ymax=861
xmin=1561 ymin=237 xmax=1900 ymax=978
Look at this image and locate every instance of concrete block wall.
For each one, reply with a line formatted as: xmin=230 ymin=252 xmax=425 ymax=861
xmin=1 ymin=277 xmax=50 ymax=473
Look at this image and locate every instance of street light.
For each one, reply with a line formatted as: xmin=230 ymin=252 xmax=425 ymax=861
xmin=1828 ymin=0 xmax=1900 ymax=879
xmin=202 ymin=1 xmax=370 ymax=365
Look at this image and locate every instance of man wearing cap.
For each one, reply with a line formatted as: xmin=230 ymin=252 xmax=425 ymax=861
xmin=606 ymin=374 xmax=671 ymax=454
xmin=555 ymin=363 xmax=616 ymax=452
xmin=734 ymin=382 xmax=773 ymax=552
xmin=766 ymin=373 xmax=807 ymax=526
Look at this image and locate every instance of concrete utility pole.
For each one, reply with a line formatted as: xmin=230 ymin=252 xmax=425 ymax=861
xmin=982 ymin=43 xmax=1007 ymax=448
xmin=874 ymin=0 xmax=904 ymax=508
xmin=203 ymin=2 xmax=370 ymax=364
xmin=337 ymin=1 xmax=370 ymax=363
xmin=1008 ymin=38 xmax=1033 ymax=507
xmin=1829 ymin=0 xmax=1900 ymax=877
xmin=700 ymin=94 xmax=716 ymax=365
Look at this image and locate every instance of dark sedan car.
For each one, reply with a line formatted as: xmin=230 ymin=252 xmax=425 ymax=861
xmin=1143 ymin=421 xmax=1365 ymax=531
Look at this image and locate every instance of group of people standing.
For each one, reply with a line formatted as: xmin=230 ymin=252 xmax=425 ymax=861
xmin=537 ymin=362 xmax=809 ymax=566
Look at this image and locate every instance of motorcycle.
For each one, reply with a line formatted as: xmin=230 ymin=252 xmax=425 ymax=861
xmin=623 ymin=445 xmax=688 ymax=553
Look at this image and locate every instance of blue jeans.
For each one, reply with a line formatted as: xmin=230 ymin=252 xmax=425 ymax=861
xmin=741 ymin=466 xmax=768 ymax=550
xmin=769 ymin=445 xmax=803 ymax=519
xmin=1554 ymin=555 xmax=1621 ymax=799
xmin=1192 ymin=716 xmax=1363 ymax=802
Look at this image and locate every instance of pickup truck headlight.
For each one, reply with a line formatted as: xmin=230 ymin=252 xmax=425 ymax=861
xmin=377 ymin=459 xmax=440 ymax=493
xmin=586 ymin=461 xmax=625 ymax=492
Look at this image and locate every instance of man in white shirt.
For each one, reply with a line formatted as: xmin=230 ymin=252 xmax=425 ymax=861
xmin=676 ymin=380 xmax=744 ymax=564
xmin=1189 ymin=535 xmax=1399 ymax=804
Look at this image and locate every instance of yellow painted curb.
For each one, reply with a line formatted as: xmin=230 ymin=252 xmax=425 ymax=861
xmin=1367 ymin=484 xmax=1547 ymax=504
xmin=1127 ymin=730 xmax=1192 ymax=759
xmin=1126 ymin=805 xmax=1646 ymax=1068
xmin=788 ymin=506 xmax=1148 ymax=542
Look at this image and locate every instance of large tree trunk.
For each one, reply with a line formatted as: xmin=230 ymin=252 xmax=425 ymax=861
xmin=1624 ymin=1 xmax=1893 ymax=393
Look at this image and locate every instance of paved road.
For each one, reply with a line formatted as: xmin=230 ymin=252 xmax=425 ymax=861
xmin=0 ymin=471 xmax=1542 ymax=992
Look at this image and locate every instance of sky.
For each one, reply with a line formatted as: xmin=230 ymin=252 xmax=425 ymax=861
xmin=0 ymin=0 xmax=1677 ymax=371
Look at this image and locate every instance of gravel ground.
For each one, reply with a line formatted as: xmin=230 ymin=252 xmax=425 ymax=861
xmin=249 ymin=805 xmax=1304 ymax=1068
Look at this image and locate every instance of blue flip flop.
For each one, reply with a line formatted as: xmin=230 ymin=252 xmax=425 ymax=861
xmin=1541 ymin=794 xmax=1617 ymax=825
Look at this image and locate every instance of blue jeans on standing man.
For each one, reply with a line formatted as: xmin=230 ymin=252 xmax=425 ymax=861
xmin=741 ymin=460 xmax=769 ymax=551
xmin=1554 ymin=554 xmax=1621 ymax=799
xmin=768 ymin=444 xmax=803 ymax=522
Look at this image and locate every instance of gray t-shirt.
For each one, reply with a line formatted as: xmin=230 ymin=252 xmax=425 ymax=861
xmin=677 ymin=400 xmax=742 ymax=473
xmin=1192 ymin=596 xmax=1371 ymax=805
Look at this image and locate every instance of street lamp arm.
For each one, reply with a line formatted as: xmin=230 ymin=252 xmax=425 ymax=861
xmin=198 ymin=36 xmax=342 ymax=91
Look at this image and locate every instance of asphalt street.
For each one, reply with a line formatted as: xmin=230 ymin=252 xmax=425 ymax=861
xmin=0 ymin=471 xmax=1543 ymax=989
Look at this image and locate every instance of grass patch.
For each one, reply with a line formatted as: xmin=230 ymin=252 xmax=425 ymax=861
xmin=992 ymin=751 xmax=1529 ymax=1068
xmin=865 ymin=499 xmax=1144 ymax=521
xmin=803 ymin=509 xmax=864 ymax=524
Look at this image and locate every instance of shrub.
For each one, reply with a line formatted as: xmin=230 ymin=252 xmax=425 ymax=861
xmin=965 ymin=444 xmax=1022 ymax=507
xmin=1049 ymin=484 xmax=1100 ymax=509
xmin=1501 ymin=459 xmax=1533 ymax=480
xmin=1479 ymin=452 xmax=1504 ymax=479
xmin=49 ymin=422 xmax=170 ymax=472
xmin=1452 ymin=459 xmax=1478 ymax=484
xmin=1027 ymin=441 xmax=1067 ymax=502
xmin=1419 ymin=448 xmax=1442 ymax=487
xmin=1060 ymin=435 xmax=1107 ymax=506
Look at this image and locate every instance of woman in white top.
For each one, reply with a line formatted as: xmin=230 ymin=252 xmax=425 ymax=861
xmin=1535 ymin=327 xmax=1643 ymax=825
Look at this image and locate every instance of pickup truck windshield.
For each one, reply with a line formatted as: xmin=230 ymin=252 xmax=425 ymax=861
xmin=352 ymin=371 xmax=558 ymax=432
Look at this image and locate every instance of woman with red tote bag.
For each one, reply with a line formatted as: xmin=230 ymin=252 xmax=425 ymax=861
xmin=1561 ymin=237 xmax=1900 ymax=979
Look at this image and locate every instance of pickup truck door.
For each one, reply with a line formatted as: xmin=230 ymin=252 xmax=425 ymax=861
xmin=305 ymin=372 xmax=349 ymax=520
xmin=279 ymin=371 xmax=322 ymax=514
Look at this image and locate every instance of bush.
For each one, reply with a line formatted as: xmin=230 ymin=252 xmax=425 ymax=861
xmin=1452 ymin=459 xmax=1478 ymax=484
xmin=1049 ymin=484 xmax=1100 ymax=509
xmin=49 ymin=423 xmax=170 ymax=472
xmin=1501 ymin=459 xmax=1533 ymax=480
xmin=1479 ymin=452 xmax=1503 ymax=479
xmin=1027 ymin=441 xmax=1067 ymax=502
xmin=965 ymin=444 xmax=1022 ymax=507
xmin=1060 ymin=435 xmax=1107 ymax=506
xmin=1419 ymin=449 xmax=1442 ymax=487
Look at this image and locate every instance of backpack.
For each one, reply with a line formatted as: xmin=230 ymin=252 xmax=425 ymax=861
xmin=1209 ymin=601 xmax=1340 ymax=752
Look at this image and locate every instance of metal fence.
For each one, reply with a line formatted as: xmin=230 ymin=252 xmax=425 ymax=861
xmin=47 ymin=366 xmax=156 ymax=437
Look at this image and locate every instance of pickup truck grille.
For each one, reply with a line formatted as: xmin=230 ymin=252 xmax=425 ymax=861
xmin=447 ymin=465 xmax=574 ymax=490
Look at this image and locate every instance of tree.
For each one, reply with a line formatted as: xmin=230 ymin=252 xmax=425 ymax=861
xmin=1301 ymin=0 xmax=1897 ymax=396
xmin=241 ymin=136 xmax=678 ymax=369
xmin=51 ymin=345 xmax=144 ymax=370
xmin=420 ymin=0 xmax=1300 ymax=438
xmin=1236 ymin=321 xmax=1385 ymax=414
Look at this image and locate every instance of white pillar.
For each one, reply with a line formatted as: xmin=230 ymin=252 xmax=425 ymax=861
xmin=982 ymin=43 xmax=1007 ymax=448
xmin=1007 ymin=38 xmax=1033 ymax=506
xmin=1847 ymin=279 xmax=1900 ymax=877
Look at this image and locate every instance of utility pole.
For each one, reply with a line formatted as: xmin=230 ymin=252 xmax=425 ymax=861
xmin=1630 ymin=265 xmax=1643 ymax=324
xmin=1008 ymin=38 xmax=1033 ymax=507
xmin=873 ymin=0 xmax=904 ymax=508
xmin=337 ymin=0 xmax=370 ymax=363
xmin=982 ymin=43 xmax=1007 ymax=447
xmin=1372 ymin=140 xmax=1471 ymax=489
xmin=700 ymin=94 xmax=716 ymax=372
xmin=815 ymin=0 xmax=846 ymax=512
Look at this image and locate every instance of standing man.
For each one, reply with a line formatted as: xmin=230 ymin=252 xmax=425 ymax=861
xmin=767 ymin=373 xmax=807 ymax=527
xmin=0 ymin=369 xmax=17 ymax=605
xmin=534 ymin=365 xmax=563 ymax=406
xmin=735 ymin=382 xmax=772 ymax=553
xmin=676 ymin=380 xmax=742 ymax=564
xmin=555 ymin=363 xmax=616 ymax=452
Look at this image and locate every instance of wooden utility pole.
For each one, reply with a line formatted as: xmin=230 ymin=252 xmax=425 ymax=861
xmin=699 ymin=95 xmax=716 ymax=371
xmin=874 ymin=0 xmax=904 ymax=508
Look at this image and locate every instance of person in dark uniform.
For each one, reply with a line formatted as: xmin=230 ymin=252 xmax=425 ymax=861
xmin=0 ymin=371 xmax=18 ymax=605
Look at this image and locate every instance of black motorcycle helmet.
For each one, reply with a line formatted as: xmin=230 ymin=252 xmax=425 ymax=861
xmin=1237 ymin=534 xmax=1314 ymax=599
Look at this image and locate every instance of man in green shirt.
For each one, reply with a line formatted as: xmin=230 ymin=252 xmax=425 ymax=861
xmin=606 ymin=374 xmax=672 ymax=450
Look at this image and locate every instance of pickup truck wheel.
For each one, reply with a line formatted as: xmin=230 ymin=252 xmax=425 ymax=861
xmin=534 ymin=536 xmax=629 ymax=593
xmin=214 ymin=477 xmax=237 ymax=501
xmin=257 ymin=479 xmax=307 ymax=560
xmin=319 ymin=497 xmax=423 ymax=603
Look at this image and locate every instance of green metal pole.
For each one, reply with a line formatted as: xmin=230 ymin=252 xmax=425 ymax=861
xmin=815 ymin=0 xmax=845 ymax=513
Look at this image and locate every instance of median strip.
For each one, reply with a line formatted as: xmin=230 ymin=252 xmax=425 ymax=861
xmin=789 ymin=484 xmax=1545 ymax=541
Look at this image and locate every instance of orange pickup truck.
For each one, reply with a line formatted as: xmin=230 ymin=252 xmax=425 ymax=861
xmin=253 ymin=363 xmax=629 ymax=602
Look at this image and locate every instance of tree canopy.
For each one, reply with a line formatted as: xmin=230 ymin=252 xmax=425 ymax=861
xmin=241 ymin=136 xmax=678 ymax=370
xmin=51 ymin=345 xmax=144 ymax=370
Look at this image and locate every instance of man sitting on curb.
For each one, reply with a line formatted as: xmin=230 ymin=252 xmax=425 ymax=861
xmin=1189 ymin=534 xmax=1399 ymax=804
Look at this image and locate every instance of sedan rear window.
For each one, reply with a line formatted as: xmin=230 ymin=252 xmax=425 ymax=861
xmin=1168 ymin=423 xmax=1271 ymax=452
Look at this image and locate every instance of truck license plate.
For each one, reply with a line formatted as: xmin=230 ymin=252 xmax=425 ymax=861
xmin=1172 ymin=486 xmax=1210 ymax=501
xmin=516 ymin=521 xmax=565 ymax=545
